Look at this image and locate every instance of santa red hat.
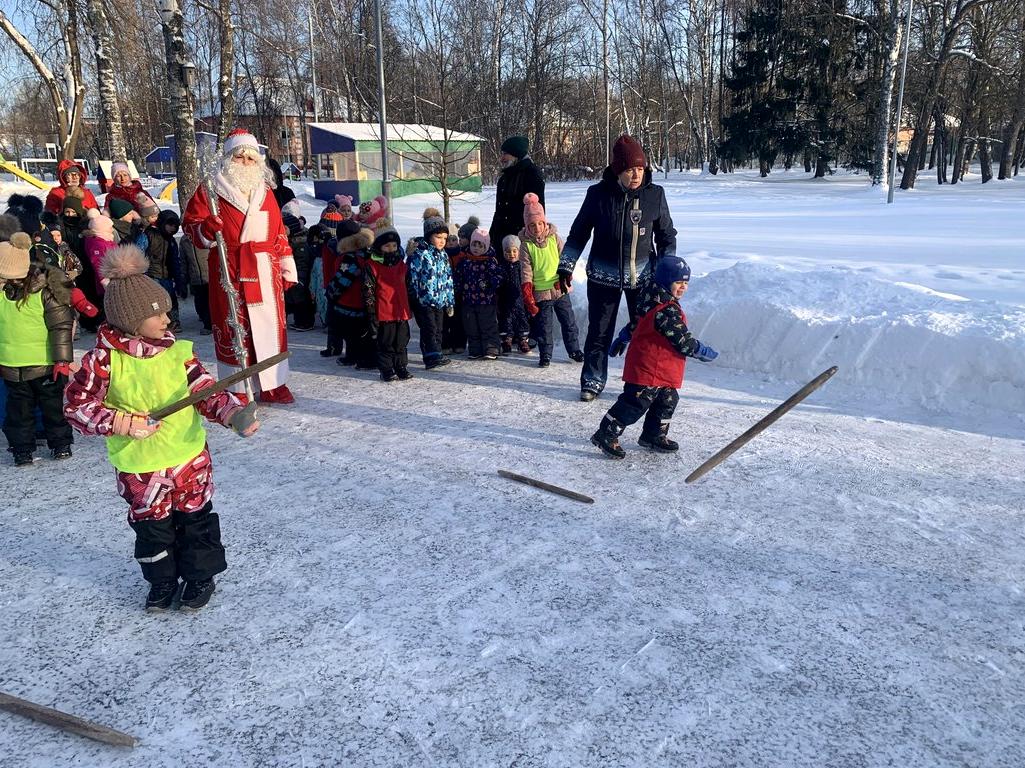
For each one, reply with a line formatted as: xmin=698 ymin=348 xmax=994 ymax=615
xmin=223 ymin=128 xmax=260 ymax=157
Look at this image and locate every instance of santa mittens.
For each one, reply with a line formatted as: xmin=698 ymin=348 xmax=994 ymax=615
xmin=200 ymin=215 xmax=224 ymax=241
xmin=70 ymin=287 xmax=99 ymax=318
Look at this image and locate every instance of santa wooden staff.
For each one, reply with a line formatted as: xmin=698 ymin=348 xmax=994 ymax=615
xmin=183 ymin=130 xmax=298 ymax=403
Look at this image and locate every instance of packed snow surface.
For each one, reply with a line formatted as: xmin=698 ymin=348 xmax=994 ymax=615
xmin=1 ymin=170 xmax=1023 ymax=766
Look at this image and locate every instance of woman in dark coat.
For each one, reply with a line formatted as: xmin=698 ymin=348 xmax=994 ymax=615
xmin=558 ymin=135 xmax=678 ymax=401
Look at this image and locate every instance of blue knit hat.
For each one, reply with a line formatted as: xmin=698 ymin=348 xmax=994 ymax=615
xmin=654 ymin=257 xmax=691 ymax=289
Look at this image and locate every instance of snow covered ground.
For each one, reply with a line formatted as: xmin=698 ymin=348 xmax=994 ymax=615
xmin=1 ymin=171 xmax=1024 ymax=765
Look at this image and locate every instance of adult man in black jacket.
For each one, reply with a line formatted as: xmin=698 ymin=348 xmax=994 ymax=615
xmin=558 ymin=135 xmax=677 ymax=401
xmin=490 ymin=136 xmax=545 ymax=248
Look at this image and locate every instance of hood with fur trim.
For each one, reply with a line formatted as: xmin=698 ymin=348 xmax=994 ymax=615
xmin=336 ymin=227 xmax=375 ymax=254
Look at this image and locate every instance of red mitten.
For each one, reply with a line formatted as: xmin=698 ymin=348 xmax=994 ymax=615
xmin=522 ymin=283 xmax=539 ymax=317
xmin=70 ymin=287 xmax=99 ymax=318
xmin=283 ymin=280 xmax=297 ymax=292
xmin=52 ymin=362 xmax=71 ymax=381
xmin=200 ymin=215 xmax=224 ymax=241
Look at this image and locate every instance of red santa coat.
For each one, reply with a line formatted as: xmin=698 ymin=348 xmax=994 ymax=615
xmin=182 ymin=175 xmax=297 ymax=392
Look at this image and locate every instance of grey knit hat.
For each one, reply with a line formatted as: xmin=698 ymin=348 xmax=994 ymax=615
xmin=457 ymin=215 xmax=480 ymax=243
xmin=422 ymin=207 xmax=448 ymax=238
xmin=100 ymin=245 xmax=172 ymax=334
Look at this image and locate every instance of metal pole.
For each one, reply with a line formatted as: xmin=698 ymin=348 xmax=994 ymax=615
xmin=309 ymin=10 xmax=319 ymax=123
xmin=309 ymin=7 xmax=319 ymax=179
xmin=888 ymin=0 xmax=914 ymax=204
xmin=375 ymin=0 xmax=391 ymax=205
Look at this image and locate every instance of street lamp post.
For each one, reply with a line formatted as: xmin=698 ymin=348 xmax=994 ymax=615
xmin=374 ymin=0 xmax=391 ymax=205
xmin=308 ymin=7 xmax=320 ymax=179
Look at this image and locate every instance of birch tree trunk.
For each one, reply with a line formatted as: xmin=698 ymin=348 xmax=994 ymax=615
xmin=160 ymin=0 xmax=199 ymax=205
xmin=870 ymin=0 xmax=903 ymax=186
xmin=85 ymin=0 xmax=126 ymax=162
xmin=217 ymin=0 xmax=236 ymax=143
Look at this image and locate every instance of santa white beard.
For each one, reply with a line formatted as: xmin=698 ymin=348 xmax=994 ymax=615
xmin=224 ymin=162 xmax=267 ymax=198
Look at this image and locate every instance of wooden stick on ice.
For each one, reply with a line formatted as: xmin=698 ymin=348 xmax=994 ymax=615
xmin=0 ymin=691 xmax=138 ymax=748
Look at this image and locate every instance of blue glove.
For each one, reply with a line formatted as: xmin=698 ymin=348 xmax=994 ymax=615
xmin=608 ymin=326 xmax=631 ymax=357
xmin=689 ymin=340 xmax=719 ymax=362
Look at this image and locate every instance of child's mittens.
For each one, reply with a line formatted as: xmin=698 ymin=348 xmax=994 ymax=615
xmin=228 ymin=402 xmax=260 ymax=437
xmin=52 ymin=362 xmax=72 ymax=381
xmin=686 ymin=339 xmax=719 ymax=362
xmin=521 ymin=283 xmax=539 ymax=316
xmin=70 ymin=286 xmax=100 ymax=318
xmin=111 ymin=411 xmax=160 ymax=439
xmin=608 ymin=326 xmax=631 ymax=357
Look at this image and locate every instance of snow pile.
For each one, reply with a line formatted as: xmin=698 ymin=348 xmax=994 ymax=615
xmin=683 ymin=261 xmax=1025 ymax=413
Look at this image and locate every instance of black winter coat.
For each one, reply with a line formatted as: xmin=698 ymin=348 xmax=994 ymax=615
xmin=490 ymin=157 xmax=545 ymax=248
xmin=559 ymin=167 xmax=677 ymax=289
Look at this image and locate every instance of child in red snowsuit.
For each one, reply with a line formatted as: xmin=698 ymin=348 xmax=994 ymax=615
xmin=591 ymin=257 xmax=719 ymax=459
xmin=64 ymin=245 xmax=259 ymax=611
xmin=362 ymin=227 xmax=414 ymax=382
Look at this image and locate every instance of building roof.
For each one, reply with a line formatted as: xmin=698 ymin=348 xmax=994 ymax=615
xmin=309 ymin=123 xmax=483 ymax=143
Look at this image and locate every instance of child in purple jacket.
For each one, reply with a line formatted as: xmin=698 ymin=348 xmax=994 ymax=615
xmin=452 ymin=228 xmax=503 ymax=359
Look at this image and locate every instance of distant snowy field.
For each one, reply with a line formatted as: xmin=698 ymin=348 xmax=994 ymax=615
xmin=1 ymin=171 xmax=1023 ymax=766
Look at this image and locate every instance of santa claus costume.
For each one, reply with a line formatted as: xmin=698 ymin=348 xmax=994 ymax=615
xmin=182 ymin=130 xmax=298 ymax=403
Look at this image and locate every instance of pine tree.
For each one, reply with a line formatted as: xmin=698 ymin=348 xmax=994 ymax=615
xmin=720 ymin=0 xmax=802 ymax=176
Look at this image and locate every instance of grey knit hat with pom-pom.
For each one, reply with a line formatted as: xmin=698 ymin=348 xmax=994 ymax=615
xmin=422 ymin=207 xmax=448 ymax=238
xmin=100 ymin=245 xmax=172 ymax=334
xmin=457 ymin=215 xmax=480 ymax=243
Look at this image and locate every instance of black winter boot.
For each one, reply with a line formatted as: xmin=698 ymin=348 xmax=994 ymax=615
xmin=396 ymin=367 xmax=414 ymax=380
xmin=145 ymin=579 xmax=180 ymax=611
xmin=591 ymin=415 xmax=626 ymax=459
xmin=180 ymin=578 xmax=216 ymax=610
xmin=380 ymin=368 xmax=398 ymax=382
xmin=638 ymin=424 xmax=679 ymax=453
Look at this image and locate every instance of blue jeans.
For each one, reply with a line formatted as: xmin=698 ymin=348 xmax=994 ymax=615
xmin=532 ymin=293 xmax=580 ymax=359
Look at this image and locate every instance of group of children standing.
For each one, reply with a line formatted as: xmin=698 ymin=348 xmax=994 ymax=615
xmin=305 ymin=192 xmax=584 ymax=380
xmin=1 ymin=174 xmax=719 ymax=613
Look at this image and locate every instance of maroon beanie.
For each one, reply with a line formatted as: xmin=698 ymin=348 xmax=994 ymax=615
xmin=610 ymin=135 xmax=647 ymax=175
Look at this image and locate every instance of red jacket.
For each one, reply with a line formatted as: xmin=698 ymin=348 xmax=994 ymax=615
xmin=366 ymin=258 xmax=411 ymax=322
xmin=44 ymin=160 xmax=99 ymax=214
xmin=623 ymin=300 xmax=687 ymax=388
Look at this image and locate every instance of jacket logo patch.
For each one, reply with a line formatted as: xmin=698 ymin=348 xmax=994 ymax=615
xmin=639 ymin=228 xmax=647 ymax=236
xmin=630 ymin=210 xmax=643 ymax=225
